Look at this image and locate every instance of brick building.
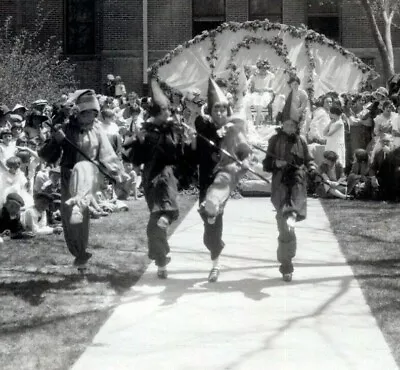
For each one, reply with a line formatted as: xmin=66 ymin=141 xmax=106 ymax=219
xmin=0 ymin=0 xmax=399 ymax=95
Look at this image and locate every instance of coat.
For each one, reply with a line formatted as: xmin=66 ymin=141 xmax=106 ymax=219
xmin=123 ymin=119 xmax=184 ymax=220
xmin=263 ymin=129 xmax=315 ymax=220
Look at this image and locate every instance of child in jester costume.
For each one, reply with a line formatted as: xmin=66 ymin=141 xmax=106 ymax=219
xmin=194 ymin=77 xmax=252 ymax=282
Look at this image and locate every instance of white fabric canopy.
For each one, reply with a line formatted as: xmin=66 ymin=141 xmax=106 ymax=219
xmin=151 ymin=21 xmax=377 ymax=104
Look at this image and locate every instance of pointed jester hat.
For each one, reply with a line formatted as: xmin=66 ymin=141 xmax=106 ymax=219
xmin=207 ymin=77 xmax=229 ymax=112
xmin=150 ymin=79 xmax=171 ymax=109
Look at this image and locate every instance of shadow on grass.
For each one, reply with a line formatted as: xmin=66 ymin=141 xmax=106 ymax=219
xmin=0 ymin=265 xmax=147 ymax=307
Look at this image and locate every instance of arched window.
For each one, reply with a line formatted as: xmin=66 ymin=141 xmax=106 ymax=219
xmin=65 ymin=0 xmax=96 ymax=55
xmin=192 ymin=0 xmax=226 ymax=37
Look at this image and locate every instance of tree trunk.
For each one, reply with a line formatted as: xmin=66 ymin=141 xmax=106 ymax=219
xmin=360 ymin=0 xmax=395 ymax=83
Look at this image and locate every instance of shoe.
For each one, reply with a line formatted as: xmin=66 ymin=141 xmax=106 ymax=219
xmin=70 ymin=205 xmax=83 ymax=224
xmin=208 ymin=267 xmax=220 ymax=283
xmin=157 ymin=269 xmax=168 ymax=279
xmin=282 ymin=273 xmax=292 ymax=282
xmin=73 ymin=252 xmax=92 ymax=266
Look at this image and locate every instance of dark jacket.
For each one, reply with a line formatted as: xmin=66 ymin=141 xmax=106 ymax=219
xmin=0 ymin=207 xmax=24 ymax=234
xmin=194 ymin=115 xmax=224 ymax=201
xmin=123 ymin=119 xmax=184 ymax=218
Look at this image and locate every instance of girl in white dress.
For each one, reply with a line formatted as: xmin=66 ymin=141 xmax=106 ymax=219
xmin=323 ymin=106 xmax=346 ymax=167
xmin=391 ymin=102 xmax=400 ymax=148
xmin=248 ymin=60 xmax=275 ymax=126
xmin=370 ymin=100 xmax=396 ymax=161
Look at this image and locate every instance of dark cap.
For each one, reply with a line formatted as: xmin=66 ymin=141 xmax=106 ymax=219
xmin=6 ymin=192 xmax=25 ymax=207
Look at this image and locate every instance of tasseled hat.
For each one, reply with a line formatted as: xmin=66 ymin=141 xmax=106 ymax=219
xmin=150 ymin=79 xmax=171 ymax=109
xmin=207 ymin=77 xmax=229 ymax=111
xmin=68 ymin=89 xmax=100 ymax=113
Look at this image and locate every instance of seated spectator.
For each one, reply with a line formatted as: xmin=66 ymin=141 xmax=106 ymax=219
xmin=40 ymin=166 xmax=62 ymax=224
xmin=0 ymin=104 xmax=11 ymax=133
xmin=0 ymin=129 xmax=17 ymax=172
xmin=33 ymin=166 xmax=50 ymax=195
xmin=21 ymin=192 xmax=63 ymax=235
xmin=347 ymin=149 xmax=372 ymax=199
xmin=10 ymin=117 xmax=25 ymax=142
xmin=12 ymin=104 xmax=28 ymax=123
xmin=0 ymin=192 xmax=34 ymax=241
xmin=114 ymin=161 xmax=138 ymax=200
xmin=95 ymin=177 xmax=129 ymax=213
xmin=15 ymin=144 xmax=41 ymax=195
xmin=316 ymin=150 xmax=348 ymax=199
xmin=369 ymin=133 xmax=393 ymax=200
xmin=1 ymin=156 xmax=34 ymax=207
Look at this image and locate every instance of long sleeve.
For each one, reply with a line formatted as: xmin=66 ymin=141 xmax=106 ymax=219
xmin=263 ymin=134 xmax=279 ymax=172
xmin=38 ymin=137 xmax=62 ymax=164
xmin=95 ymin=124 xmax=125 ymax=182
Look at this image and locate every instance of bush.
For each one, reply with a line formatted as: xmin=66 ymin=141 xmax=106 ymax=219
xmin=0 ymin=2 xmax=77 ymax=107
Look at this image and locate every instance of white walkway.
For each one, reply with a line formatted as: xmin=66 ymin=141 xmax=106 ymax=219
xmin=71 ymin=198 xmax=398 ymax=370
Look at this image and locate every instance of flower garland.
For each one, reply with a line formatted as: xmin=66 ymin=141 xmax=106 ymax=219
xmin=148 ymin=19 xmax=377 ymax=100
xmin=225 ymin=35 xmax=297 ymax=104
xmin=206 ymin=30 xmax=218 ymax=78
xmin=304 ymin=38 xmax=316 ymax=103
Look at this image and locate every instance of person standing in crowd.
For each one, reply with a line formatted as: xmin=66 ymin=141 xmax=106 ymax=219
xmin=38 ymin=89 xmax=129 ymax=266
xmin=100 ymin=109 xmax=122 ymax=155
xmin=323 ymin=106 xmax=346 ymax=167
xmin=263 ymin=118 xmax=317 ymax=282
xmin=307 ymin=94 xmax=333 ymax=166
xmin=279 ymin=75 xmax=309 ymax=132
xmin=122 ymin=80 xmax=185 ymax=279
xmin=104 ymin=74 xmax=116 ymax=97
xmin=369 ymin=100 xmax=396 ymax=162
xmin=114 ymin=76 xmax=127 ymax=102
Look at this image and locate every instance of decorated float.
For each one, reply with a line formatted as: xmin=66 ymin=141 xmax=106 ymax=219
xmin=149 ymin=20 xmax=378 ymax=196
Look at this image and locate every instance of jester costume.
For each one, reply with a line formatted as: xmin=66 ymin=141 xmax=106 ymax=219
xmin=195 ymin=78 xmax=252 ymax=282
xmin=263 ymin=124 xmax=316 ymax=280
xmin=122 ymin=80 xmax=186 ymax=278
xmin=39 ymin=90 xmax=127 ymax=265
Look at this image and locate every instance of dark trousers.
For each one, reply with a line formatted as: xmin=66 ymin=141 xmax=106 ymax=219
xmin=276 ymin=211 xmax=296 ymax=274
xmin=147 ymin=213 xmax=170 ymax=267
xmin=199 ymin=211 xmax=225 ymax=261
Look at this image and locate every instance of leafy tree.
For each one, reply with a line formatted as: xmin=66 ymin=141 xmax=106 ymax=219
xmin=0 ymin=2 xmax=77 ymax=107
xmin=313 ymin=0 xmax=399 ymax=82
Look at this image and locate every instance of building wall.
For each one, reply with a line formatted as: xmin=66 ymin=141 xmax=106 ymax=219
xmin=283 ymin=0 xmax=307 ymax=25
xmin=0 ymin=1 xmax=399 ymax=97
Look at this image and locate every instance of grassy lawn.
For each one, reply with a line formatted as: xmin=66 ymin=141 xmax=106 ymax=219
xmin=321 ymin=198 xmax=400 ymax=368
xmin=0 ymin=193 xmax=197 ymax=370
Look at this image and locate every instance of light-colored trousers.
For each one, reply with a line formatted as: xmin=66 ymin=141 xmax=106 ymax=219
xmin=61 ymin=161 xmax=102 ymax=259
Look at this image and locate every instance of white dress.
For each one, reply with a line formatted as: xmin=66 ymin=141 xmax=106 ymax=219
xmin=325 ymin=118 xmax=346 ymax=166
xmin=391 ymin=113 xmax=400 ymax=148
xmin=248 ymin=72 xmax=275 ymax=107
